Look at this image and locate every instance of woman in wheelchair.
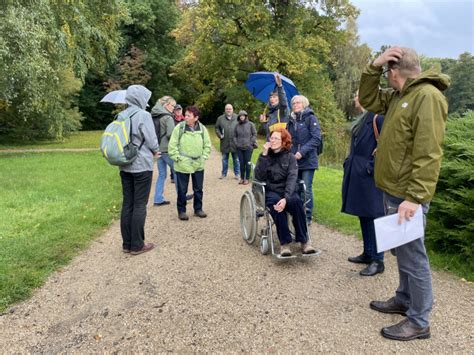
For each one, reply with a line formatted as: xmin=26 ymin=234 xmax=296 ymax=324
xmin=254 ymin=127 xmax=316 ymax=256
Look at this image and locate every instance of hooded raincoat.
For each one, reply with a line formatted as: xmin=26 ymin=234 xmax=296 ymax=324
xmin=119 ymin=85 xmax=159 ymax=173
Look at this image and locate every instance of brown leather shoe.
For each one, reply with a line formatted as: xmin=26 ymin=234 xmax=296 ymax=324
xmin=381 ymin=318 xmax=430 ymax=341
xmin=370 ymin=297 xmax=408 ymax=316
xmin=130 ymin=243 xmax=155 ymax=255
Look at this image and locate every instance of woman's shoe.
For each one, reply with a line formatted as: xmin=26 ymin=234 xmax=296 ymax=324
xmin=238 ymin=179 xmax=244 ymax=184
xmin=280 ymin=245 xmax=292 ymax=257
xmin=243 ymin=180 xmax=249 ymax=185
xmin=301 ymin=242 xmax=316 ymax=254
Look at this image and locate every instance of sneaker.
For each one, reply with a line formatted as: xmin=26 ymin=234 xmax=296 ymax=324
xmin=233 ymin=175 xmax=240 ymax=180
xmin=243 ymin=180 xmax=249 ymax=185
xmin=381 ymin=318 xmax=430 ymax=341
xmin=370 ymin=297 xmax=408 ymax=316
xmin=154 ymin=200 xmax=170 ymax=206
xmin=219 ymin=175 xmax=226 ymax=179
xmin=238 ymin=179 xmax=244 ymax=184
xmin=122 ymin=248 xmax=131 ymax=253
xmin=130 ymin=243 xmax=155 ymax=255
xmin=194 ymin=210 xmax=207 ymax=218
xmin=301 ymin=242 xmax=316 ymax=254
xmin=280 ymin=245 xmax=292 ymax=257
xmin=178 ymin=212 xmax=189 ymax=220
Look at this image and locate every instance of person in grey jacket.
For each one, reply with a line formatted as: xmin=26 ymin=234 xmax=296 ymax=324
xmin=151 ymin=96 xmax=177 ymax=206
xmin=215 ymin=104 xmax=240 ymax=179
xmin=119 ymin=85 xmax=160 ymax=255
xmin=233 ymin=110 xmax=257 ymax=185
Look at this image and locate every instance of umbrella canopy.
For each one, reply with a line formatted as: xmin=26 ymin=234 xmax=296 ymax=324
xmin=244 ymin=72 xmax=299 ymax=105
xmin=100 ymin=90 xmax=127 ymax=104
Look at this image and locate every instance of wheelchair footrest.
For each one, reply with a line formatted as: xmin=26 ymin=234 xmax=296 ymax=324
xmin=275 ymin=254 xmax=298 ymax=260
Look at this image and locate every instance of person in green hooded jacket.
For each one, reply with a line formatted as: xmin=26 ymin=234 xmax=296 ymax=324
xmin=359 ymin=46 xmax=450 ymax=341
xmin=168 ymin=105 xmax=211 ymax=221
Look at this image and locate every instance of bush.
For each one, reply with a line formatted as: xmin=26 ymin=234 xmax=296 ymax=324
xmin=426 ymin=111 xmax=474 ymax=273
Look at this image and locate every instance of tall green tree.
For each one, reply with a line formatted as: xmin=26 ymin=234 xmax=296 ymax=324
xmin=172 ymin=0 xmax=357 ymax=162
xmin=0 ymin=0 xmax=126 ymax=139
xmin=445 ymin=53 xmax=474 ymax=114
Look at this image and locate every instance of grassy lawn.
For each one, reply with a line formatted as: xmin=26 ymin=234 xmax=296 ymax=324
xmin=0 ymin=144 xmax=121 ymax=311
xmin=207 ymin=126 xmax=472 ymax=281
xmin=0 ymin=130 xmax=102 ymax=150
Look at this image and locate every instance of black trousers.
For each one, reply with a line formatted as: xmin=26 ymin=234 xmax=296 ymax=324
xmin=175 ymin=170 xmax=204 ymax=213
xmin=236 ymin=148 xmax=253 ymax=180
xmin=120 ymin=170 xmax=153 ymax=251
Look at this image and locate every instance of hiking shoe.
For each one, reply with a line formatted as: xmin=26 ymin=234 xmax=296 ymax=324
xmin=370 ymin=297 xmax=408 ymax=316
xmin=194 ymin=210 xmax=207 ymax=218
xmin=381 ymin=318 xmax=430 ymax=341
xmin=178 ymin=212 xmax=189 ymax=220
xmin=301 ymin=242 xmax=316 ymax=254
xmin=130 ymin=243 xmax=155 ymax=255
xmin=154 ymin=200 xmax=170 ymax=206
xmin=280 ymin=245 xmax=292 ymax=257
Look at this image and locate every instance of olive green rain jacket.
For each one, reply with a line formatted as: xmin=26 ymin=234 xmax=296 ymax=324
xmin=359 ymin=64 xmax=450 ymax=204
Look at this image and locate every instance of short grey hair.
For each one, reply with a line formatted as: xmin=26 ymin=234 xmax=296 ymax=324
xmin=391 ymin=47 xmax=421 ymax=77
xmin=291 ymin=95 xmax=310 ymax=108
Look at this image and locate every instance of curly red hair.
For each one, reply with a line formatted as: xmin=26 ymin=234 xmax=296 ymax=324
xmin=271 ymin=127 xmax=292 ymax=151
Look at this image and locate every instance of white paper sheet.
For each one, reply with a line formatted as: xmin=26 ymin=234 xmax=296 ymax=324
xmin=374 ymin=206 xmax=424 ymax=253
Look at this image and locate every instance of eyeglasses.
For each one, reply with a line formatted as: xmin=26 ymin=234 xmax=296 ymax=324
xmin=382 ymin=68 xmax=391 ymax=79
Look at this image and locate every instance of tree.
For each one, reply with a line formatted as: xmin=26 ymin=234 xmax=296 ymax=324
xmin=445 ymin=53 xmax=474 ymax=114
xmin=0 ymin=1 xmax=126 ymax=139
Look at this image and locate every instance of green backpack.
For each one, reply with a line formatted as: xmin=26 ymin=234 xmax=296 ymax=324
xmin=100 ymin=110 xmax=143 ymax=166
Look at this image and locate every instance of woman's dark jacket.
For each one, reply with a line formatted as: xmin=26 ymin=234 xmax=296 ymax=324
xmin=254 ymin=149 xmax=298 ymax=200
xmin=287 ymin=107 xmax=322 ymax=170
xmin=265 ymin=86 xmax=289 ymax=139
xmin=341 ymin=111 xmax=385 ymax=218
xmin=233 ymin=119 xmax=257 ymax=150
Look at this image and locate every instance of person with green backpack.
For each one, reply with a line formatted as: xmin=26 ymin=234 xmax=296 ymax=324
xmin=117 ymin=85 xmax=160 ymax=255
xmin=168 ymin=106 xmax=211 ymax=221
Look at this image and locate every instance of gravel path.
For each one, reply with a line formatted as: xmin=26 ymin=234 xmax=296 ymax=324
xmin=0 ymin=147 xmax=472 ymax=353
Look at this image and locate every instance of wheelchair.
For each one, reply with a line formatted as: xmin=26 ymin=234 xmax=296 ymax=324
xmin=239 ymin=165 xmax=321 ymax=259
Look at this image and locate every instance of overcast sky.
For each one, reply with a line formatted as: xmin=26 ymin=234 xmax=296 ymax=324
xmin=350 ymin=0 xmax=474 ymax=59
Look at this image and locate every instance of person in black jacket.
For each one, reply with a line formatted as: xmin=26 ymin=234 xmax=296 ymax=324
xmin=254 ymin=127 xmax=316 ymax=257
xmin=342 ymin=92 xmax=385 ymax=276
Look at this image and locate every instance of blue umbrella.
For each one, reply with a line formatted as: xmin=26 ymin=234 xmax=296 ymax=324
xmin=244 ymin=72 xmax=299 ymax=104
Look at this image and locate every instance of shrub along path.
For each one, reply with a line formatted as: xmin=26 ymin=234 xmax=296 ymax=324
xmin=0 ymin=146 xmax=472 ymax=352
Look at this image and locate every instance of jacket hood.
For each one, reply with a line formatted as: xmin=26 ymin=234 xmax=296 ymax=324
xmin=125 ymin=85 xmax=151 ymax=109
xmin=291 ymin=107 xmax=315 ymax=120
xmin=404 ymin=67 xmax=451 ymax=92
xmin=151 ymin=102 xmax=172 ymax=117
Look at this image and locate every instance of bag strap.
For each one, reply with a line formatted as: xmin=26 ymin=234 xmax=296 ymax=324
xmin=126 ymin=110 xmax=145 ymax=149
xmin=372 ymin=114 xmax=379 ymax=156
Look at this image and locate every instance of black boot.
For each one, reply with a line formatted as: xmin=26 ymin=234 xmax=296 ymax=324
xmin=360 ymin=260 xmax=384 ymax=276
xmin=348 ymin=253 xmax=372 ymax=264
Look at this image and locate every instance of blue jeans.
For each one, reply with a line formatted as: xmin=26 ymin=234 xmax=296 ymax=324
xmin=120 ymin=171 xmax=152 ymax=252
xmin=176 ymin=170 xmax=204 ymax=213
xmin=236 ymin=149 xmax=253 ymax=180
xmin=153 ymin=153 xmax=176 ymax=204
xmin=359 ymin=216 xmax=384 ymax=261
xmin=383 ymin=192 xmax=432 ymax=328
xmin=298 ymin=169 xmax=315 ymax=222
xmin=221 ymin=152 xmax=240 ymax=177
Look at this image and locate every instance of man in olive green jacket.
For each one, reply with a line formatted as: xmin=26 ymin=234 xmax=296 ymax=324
xmin=359 ymin=46 xmax=450 ymax=341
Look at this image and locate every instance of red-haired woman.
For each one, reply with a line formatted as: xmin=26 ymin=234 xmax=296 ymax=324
xmin=254 ymin=128 xmax=316 ymax=256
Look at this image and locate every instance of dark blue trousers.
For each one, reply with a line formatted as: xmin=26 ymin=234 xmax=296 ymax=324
xmin=120 ymin=170 xmax=153 ymax=252
xmin=359 ymin=216 xmax=384 ymax=261
xmin=176 ymin=170 xmax=204 ymax=213
xmin=266 ymin=191 xmax=308 ymax=245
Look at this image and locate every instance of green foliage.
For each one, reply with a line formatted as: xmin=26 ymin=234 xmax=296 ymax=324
xmin=0 ymin=1 xmax=127 ymax=139
xmin=426 ymin=111 xmax=474 ymax=274
xmin=445 ymin=53 xmax=474 ymax=114
xmin=0 ymin=151 xmax=122 ymax=311
xmin=172 ymin=0 xmax=357 ymax=164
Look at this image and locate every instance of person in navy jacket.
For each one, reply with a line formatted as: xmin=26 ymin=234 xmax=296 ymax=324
xmin=287 ymin=95 xmax=322 ymax=224
xmin=341 ymin=91 xmax=385 ymax=276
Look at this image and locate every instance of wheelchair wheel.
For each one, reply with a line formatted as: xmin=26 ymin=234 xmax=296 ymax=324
xmin=260 ymin=236 xmax=269 ymax=255
xmin=240 ymin=190 xmax=257 ymax=244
